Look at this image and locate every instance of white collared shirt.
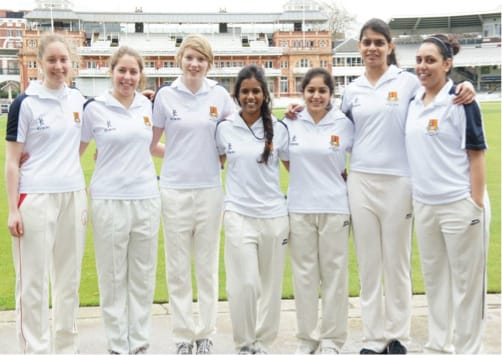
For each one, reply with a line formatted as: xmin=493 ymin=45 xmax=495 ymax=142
xmin=341 ymin=65 xmax=420 ymax=177
xmin=6 ymin=81 xmax=85 ymax=193
xmin=284 ymin=108 xmax=354 ymax=214
xmin=405 ymin=79 xmax=487 ymax=205
xmin=81 ymin=91 xmax=159 ymax=200
xmin=152 ymin=77 xmax=235 ymax=189
xmin=215 ymin=112 xmax=289 ymax=218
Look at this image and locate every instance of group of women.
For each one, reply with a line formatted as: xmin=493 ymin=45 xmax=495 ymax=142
xmin=5 ymin=17 xmax=489 ymax=355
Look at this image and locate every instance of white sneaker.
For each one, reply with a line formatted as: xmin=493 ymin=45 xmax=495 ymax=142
xmin=295 ymin=343 xmax=318 ymax=354
xmin=320 ymin=346 xmax=339 ymax=354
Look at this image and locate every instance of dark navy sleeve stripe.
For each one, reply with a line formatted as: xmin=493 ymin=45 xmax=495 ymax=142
xmin=5 ymin=93 xmax=28 ymax=142
xmin=83 ymin=97 xmax=96 ymax=111
xmin=464 ymin=101 xmax=487 ymax=150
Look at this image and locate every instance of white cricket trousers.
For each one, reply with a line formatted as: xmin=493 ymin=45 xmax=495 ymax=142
xmin=12 ymin=191 xmax=87 ymax=354
xmin=224 ymin=211 xmax=289 ymax=352
xmin=92 ymin=198 xmax=161 ymax=354
xmin=289 ymin=213 xmax=350 ymax=353
xmin=347 ymin=172 xmax=413 ymax=352
xmin=160 ymin=187 xmax=223 ymax=344
xmin=414 ymin=197 xmax=490 ymax=354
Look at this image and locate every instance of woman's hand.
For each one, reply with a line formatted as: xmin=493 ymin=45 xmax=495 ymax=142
xmin=284 ymin=103 xmax=304 ymax=119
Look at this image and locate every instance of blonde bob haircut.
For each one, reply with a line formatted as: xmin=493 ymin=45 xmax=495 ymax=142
xmin=109 ymin=45 xmax=146 ymax=90
xmin=176 ymin=34 xmax=214 ymax=71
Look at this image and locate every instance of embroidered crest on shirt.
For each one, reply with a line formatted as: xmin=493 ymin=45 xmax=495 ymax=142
xmin=330 ymin=135 xmax=340 ymax=147
xmin=210 ymin=106 xmax=218 ymax=119
xmin=143 ymin=116 xmax=152 ymax=126
xmin=387 ymin=91 xmax=399 ymax=102
xmin=73 ymin=112 xmax=81 ymax=123
xmin=426 ymin=118 xmax=439 ymax=135
xmin=227 ymin=143 xmax=235 ymax=154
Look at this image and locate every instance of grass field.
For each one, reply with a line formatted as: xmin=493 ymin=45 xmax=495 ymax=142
xmin=0 ymin=102 xmax=500 ymax=310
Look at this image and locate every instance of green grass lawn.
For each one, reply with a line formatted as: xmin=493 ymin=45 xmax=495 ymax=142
xmin=0 ymin=102 xmax=500 ymax=310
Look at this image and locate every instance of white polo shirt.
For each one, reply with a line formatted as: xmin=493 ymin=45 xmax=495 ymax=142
xmin=215 ymin=112 xmax=289 ymax=218
xmin=405 ymin=79 xmax=487 ymax=205
xmin=81 ymin=91 xmax=159 ymax=200
xmin=284 ymin=108 xmax=354 ymax=214
xmin=152 ymin=77 xmax=235 ymax=189
xmin=6 ymin=81 xmax=85 ymax=193
xmin=341 ymin=65 xmax=420 ymax=177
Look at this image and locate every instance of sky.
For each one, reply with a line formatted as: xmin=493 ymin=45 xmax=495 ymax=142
xmin=12 ymin=0 xmax=502 ymax=32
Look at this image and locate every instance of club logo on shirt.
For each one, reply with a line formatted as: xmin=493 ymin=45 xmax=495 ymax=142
xmin=227 ymin=143 xmax=235 ymax=154
xmin=330 ymin=135 xmax=340 ymax=147
xmin=170 ymin=109 xmax=181 ymax=120
xmin=426 ymin=118 xmax=439 ymax=135
xmin=209 ymin=106 xmax=218 ymax=119
xmin=104 ymin=120 xmax=117 ymax=132
xmin=73 ymin=112 xmax=81 ymax=123
xmin=143 ymin=116 xmax=152 ymax=126
xmin=35 ymin=116 xmax=50 ymax=131
xmin=289 ymin=135 xmax=299 ymax=146
xmin=387 ymin=91 xmax=399 ymax=102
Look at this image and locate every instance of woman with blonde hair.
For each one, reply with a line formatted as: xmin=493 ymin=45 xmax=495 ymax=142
xmin=151 ymin=34 xmax=235 ymax=354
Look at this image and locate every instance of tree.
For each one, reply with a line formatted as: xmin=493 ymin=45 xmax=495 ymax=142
xmin=317 ymin=0 xmax=355 ymax=39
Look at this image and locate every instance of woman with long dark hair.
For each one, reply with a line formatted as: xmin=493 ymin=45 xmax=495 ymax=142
xmin=215 ymin=64 xmax=289 ymax=354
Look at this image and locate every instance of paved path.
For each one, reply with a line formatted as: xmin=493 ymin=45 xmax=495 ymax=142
xmin=0 ymin=294 xmax=500 ymax=354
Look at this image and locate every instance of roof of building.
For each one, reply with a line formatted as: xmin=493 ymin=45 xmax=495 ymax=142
xmin=25 ymin=8 xmax=328 ymax=24
xmin=389 ymin=9 xmax=501 ymax=33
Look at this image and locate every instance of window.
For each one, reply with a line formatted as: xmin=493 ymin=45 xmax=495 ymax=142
xmin=280 ymin=77 xmax=288 ymax=93
xmin=264 ymin=60 xmax=273 ymax=69
xmin=28 ymin=61 xmax=37 ymax=69
xmin=297 ymin=58 xmax=310 ymax=68
xmin=320 ymin=60 xmax=328 ymax=68
xmin=87 ymin=61 xmax=97 ymax=69
xmin=280 ymin=61 xmax=288 ymax=69
xmin=163 ymin=61 xmax=175 ymax=68
xmin=145 ymin=61 xmax=155 ymax=68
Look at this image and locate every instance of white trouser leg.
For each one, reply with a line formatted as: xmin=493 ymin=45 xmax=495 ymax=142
xmin=224 ymin=212 xmax=288 ymax=352
xmin=161 ymin=188 xmax=222 ymax=344
xmin=51 ymin=191 xmax=87 ymax=354
xmin=93 ymin=199 xmax=131 ymax=353
xmin=289 ymin=213 xmax=350 ymax=353
xmin=192 ymin=188 xmax=223 ymax=341
xmin=348 ymin=172 xmax=412 ymax=351
xmin=127 ymin=198 xmax=160 ymax=353
xmin=415 ymin=198 xmax=486 ymax=354
xmin=318 ymin=214 xmax=350 ymax=351
xmin=13 ymin=191 xmax=87 ymax=354
xmin=254 ymin=215 xmax=289 ymax=351
xmin=289 ymin=213 xmax=322 ymax=351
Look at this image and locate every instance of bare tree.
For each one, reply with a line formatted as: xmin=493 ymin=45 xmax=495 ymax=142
xmin=317 ymin=0 xmax=355 ymax=39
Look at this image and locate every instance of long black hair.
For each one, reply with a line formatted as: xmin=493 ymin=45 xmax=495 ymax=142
xmin=359 ymin=18 xmax=398 ymax=66
xmin=233 ymin=64 xmax=274 ymax=164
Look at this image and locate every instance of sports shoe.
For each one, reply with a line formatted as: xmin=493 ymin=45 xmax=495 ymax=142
xmin=176 ymin=342 xmax=194 ymax=355
xmin=320 ymin=346 xmax=339 ymax=354
xmin=196 ymin=339 xmax=213 ymax=354
xmin=387 ymin=340 xmax=407 ymax=354
xmin=295 ymin=342 xmax=318 ymax=354
xmin=238 ymin=346 xmax=254 ymax=354
xmin=360 ymin=348 xmax=387 ymax=354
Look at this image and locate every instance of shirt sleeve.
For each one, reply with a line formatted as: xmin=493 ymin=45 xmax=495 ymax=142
xmin=463 ymin=101 xmax=487 ymax=151
xmin=152 ymin=87 xmax=169 ymax=128
xmin=276 ymin=119 xmax=289 ymax=161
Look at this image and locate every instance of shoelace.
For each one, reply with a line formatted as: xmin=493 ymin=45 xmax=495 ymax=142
xmin=178 ymin=343 xmax=193 ymax=354
xmin=197 ymin=340 xmax=212 ymax=354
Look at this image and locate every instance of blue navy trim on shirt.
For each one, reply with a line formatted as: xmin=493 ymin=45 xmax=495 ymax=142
xmin=277 ymin=117 xmax=290 ymax=142
xmin=5 ymin=93 xmax=28 ymax=142
xmin=83 ymin=97 xmax=96 ymax=111
xmin=214 ymin=118 xmax=227 ymax=140
xmin=449 ymin=85 xmax=486 ymax=150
